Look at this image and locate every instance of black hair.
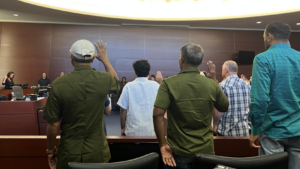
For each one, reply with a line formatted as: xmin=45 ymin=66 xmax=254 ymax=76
xmin=151 ymin=75 xmax=155 ymax=78
xmin=132 ymin=60 xmax=151 ymax=77
xmin=122 ymin=77 xmax=126 ymax=80
xmin=265 ymin=21 xmax=291 ymax=40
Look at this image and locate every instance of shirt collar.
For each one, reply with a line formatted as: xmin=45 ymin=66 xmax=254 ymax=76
xmin=227 ymin=74 xmax=238 ymax=79
xmin=179 ymin=67 xmax=200 ymax=74
xmin=135 ymin=77 xmax=149 ymax=82
xmin=74 ymin=65 xmax=92 ymax=71
xmin=268 ymin=43 xmax=290 ymax=50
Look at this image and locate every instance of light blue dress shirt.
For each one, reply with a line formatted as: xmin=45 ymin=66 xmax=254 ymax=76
xmin=117 ymin=77 xmax=159 ymax=136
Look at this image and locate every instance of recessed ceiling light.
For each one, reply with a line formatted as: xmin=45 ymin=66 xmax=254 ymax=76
xmin=297 ymin=23 xmax=300 ymax=25
xmin=13 ymin=14 xmax=18 ymax=16
xmin=257 ymin=21 xmax=262 ymax=24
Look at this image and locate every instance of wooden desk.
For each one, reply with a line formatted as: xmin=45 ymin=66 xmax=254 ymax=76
xmin=0 ymin=89 xmax=35 ymax=100
xmin=0 ymin=98 xmax=47 ymax=135
xmin=0 ymin=136 xmax=258 ymax=169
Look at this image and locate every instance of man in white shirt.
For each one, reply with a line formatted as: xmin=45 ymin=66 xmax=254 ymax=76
xmin=117 ymin=60 xmax=160 ymax=136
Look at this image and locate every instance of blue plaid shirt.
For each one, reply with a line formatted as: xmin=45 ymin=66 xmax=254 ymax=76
xmin=250 ymin=43 xmax=300 ymax=138
xmin=217 ymin=75 xmax=251 ymax=136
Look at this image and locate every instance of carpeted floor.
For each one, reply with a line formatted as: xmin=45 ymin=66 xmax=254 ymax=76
xmin=104 ymin=110 xmax=121 ymax=136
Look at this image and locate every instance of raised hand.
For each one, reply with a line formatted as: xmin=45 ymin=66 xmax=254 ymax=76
xmin=4 ymin=75 xmax=7 ymax=79
xmin=156 ymin=71 xmax=163 ymax=84
xmin=203 ymin=61 xmax=216 ymax=80
xmin=94 ymin=40 xmax=108 ymax=62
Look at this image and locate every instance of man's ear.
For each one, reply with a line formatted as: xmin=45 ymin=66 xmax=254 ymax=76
xmin=267 ymin=33 xmax=274 ymax=42
xmin=180 ymin=57 xmax=185 ymax=64
xmin=70 ymin=53 xmax=73 ymax=59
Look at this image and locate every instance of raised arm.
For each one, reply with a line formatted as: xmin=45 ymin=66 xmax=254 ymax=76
xmin=94 ymin=40 xmax=118 ymax=80
xmin=2 ymin=75 xmax=7 ymax=85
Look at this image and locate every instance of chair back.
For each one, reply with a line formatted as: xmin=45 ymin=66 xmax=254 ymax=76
xmin=0 ymin=95 xmax=8 ymax=101
xmin=12 ymin=86 xmax=24 ymax=100
xmin=193 ymin=152 xmax=288 ymax=169
xmin=68 ymin=152 xmax=159 ymax=169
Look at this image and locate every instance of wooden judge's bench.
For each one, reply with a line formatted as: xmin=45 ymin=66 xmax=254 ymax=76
xmin=0 ymin=89 xmax=48 ymax=135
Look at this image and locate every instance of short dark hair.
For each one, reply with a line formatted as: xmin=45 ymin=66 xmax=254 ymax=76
xmin=151 ymin=75 xmax=155 ymax=78
xmin=181 ymin=43 xmax=204 ymax=67
xmin=265 ymin=21 xmax=291 ymax=40
xmin=132 ymin=60 xmax=150 ymax=77
xmin=73 ymin=56 xmax=93 ymax=63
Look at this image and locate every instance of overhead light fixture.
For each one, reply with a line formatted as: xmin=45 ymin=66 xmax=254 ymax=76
xmin=297 ymin=23 xmax=300 ymax=25
xmin=256 ymin=21 xmax=262 ymax=24
xmin=20 ymin=0 xmax=300 ymax=21
xmin=13 ymin=14 xmax=18 ymax=16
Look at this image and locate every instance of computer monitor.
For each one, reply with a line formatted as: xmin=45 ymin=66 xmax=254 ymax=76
xmin=22 ymin=84 xmax=29 ymax=89
xmin=39 ymin=86 xmax=48 ymax=89
xmin=9 ymin=84 xmax=22 ymax=89
xmin=38 ymin=89 xmax=47 ymax=97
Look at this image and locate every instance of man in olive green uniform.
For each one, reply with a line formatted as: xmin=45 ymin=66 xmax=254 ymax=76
xmin=153 ymin=44 xmax=229 ymax=169
xmin=44 ymin=40 xmax=119 ymax=169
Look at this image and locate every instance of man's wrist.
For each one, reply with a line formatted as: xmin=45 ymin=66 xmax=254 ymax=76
xmin=46 ymin=146 xmax=57 ymax=155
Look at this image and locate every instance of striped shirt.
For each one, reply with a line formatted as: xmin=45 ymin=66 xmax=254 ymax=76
xmin=217 ymin=75 xmax=251 ymax=136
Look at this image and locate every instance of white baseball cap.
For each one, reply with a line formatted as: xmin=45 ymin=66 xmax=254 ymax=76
xmin=69 ymin=39 xmax=95 ymax=60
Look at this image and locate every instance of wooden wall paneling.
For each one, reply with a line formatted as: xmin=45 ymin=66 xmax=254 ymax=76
xmin=49 ymin=58 xmax=66 ymax=82
xmin=233 ymin=30 xmax=264 ymax=78
xmin=1 ymin=23 xmax=52 ymax=35
xmin=290 ymin=32 xmax=300 ymax=51
xmin=98 ymin=58 xmax=117 ymax=72
xmin=0 ymin=23 xmax=52 ymax=87
xmin=190 ymin=30 xmax=235 ymax=81
xmin=116 ymin=71 xmax=136 ymax=82
xmin=51 ymin=25 xmax=101 ymax=80
xmin=100 ymin=26 xmax=145 ymax=38
xmin=145 ymin=27 xmax=189 ymax=39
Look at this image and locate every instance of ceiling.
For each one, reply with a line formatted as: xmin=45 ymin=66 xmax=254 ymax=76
xmin=0 ymin=0 xmax=300 ymax=31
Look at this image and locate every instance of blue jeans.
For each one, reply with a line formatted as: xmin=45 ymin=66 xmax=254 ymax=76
xmin=164 ymin=154 xmax=193 ymax=169
xmin=259 ymin=132 xmax=300 ymax=169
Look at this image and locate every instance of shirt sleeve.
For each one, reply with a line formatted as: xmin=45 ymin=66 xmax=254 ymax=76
xmin=154 ymin=80 xmax=171 ymax=110
xmin=38 ymin=79 xmax=41 ymax=85
xmin=214 ymin=81 xmax=229 ymax=112
xmin=250 ymin=55 xmax=271 ymax=135
xmin=2 ymin=78 xmax=5 ymax=85
xmin=48 ymin=79 xmax=51 ymax=85
xmin=43 ymin=86 xmax=61 ymax=123
xmin=105 ymin=96 xmax=110 ymax=107
xmin=117 ymin=85 xmax=129 ymax=109
xmin=109 ymin=75 xmax=120 ymax=94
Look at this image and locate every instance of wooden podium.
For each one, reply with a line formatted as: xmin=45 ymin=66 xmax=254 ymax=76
xmin=0 ymin=98 xmax=47 ymax=135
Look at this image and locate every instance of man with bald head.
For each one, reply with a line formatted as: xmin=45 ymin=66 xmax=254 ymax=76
xmin=213 ymin=60 xmax=251 ymax=136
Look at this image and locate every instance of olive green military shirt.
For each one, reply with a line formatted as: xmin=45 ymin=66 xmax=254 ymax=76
xmin=154 ymin=68 xmax=228 ymax=158
xmin=43 ymin=65 xmax=119 ymax=169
